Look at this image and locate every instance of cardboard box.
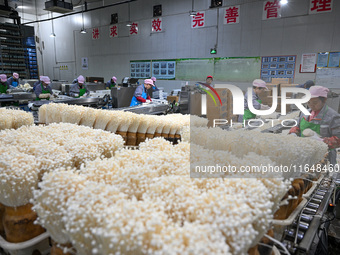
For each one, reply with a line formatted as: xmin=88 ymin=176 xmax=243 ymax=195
xmin=271 ymin=78 xmax=292 ymax=84
xmin=206 ymin=88 xmax=230 ymax=127
xmin=167 ymin=96 xmax=179 ymax=103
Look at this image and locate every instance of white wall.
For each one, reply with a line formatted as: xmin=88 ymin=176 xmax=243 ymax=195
xmin=27 ymin=0 xmax=340 ymax=92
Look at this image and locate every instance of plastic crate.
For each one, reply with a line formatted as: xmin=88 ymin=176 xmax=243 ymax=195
xmin=0 ymin=232 xmax=50 ymax=255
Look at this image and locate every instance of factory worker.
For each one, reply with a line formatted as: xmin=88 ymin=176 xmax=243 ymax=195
xmin=239 ymin=79 xmax=270 ymax=122
xmin=70 ymin=75 xmax=90 ymax=98
xmin=33 ymin=76 xmax=42 ymax=91
xmin=35 ymin=76 xmax=53 ymax=100
xmin=7 ymin=73 xmax=19 ymax=88
xmin=0 ymin=74 xmax=9 ymax=94
xmin=297 ymin=80 xmax=315 ymax=90
xmin=105 ymin=76 xmax=117 ymax=90
xmin=151 ymin=77 xmax=159 ymax=91
xmin=289 ymin=86 xmax=340 ymax=165
xmin=206 ymin=75 xmax=214 ymax=87
xmin=130 ymin=78 xmax=154 ymax=106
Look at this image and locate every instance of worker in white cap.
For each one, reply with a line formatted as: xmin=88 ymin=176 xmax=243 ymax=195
xmin=0 ymin=74 xmax=9 ymax=94
xmin=70 ymin=75 xmax=90 ymax=98
xmin=105 ymin=76 xmax=117 ymax=90
xmin=130 ymin=79 xmax=154 ymax=106
xmin=35 ymin=76 xmax=53 ymax=100
xmin=289 ymin=86 xmax=340 ymax=165
xmin=7 ymin=73 xmax=19 ymax=88
xmin=239 ymin=79 xmax=270 ymax=122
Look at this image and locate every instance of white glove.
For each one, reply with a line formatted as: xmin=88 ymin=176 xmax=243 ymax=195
xmin=260 ymin=104 xmax=270 ymax=110
xmin=74 ymin=93 xmax=79 ymax=97
xmin=145 ymin=99 xmax=151 ymax=103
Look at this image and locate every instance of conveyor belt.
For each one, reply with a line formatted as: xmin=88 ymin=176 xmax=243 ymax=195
xmin=113 ymin=103 xmax=169 ymax=115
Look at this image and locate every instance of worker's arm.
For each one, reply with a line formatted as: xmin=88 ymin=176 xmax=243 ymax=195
xmin=133 ymin=85 xmax=143 ymax=98
xmin=323 ymin=115 xmax=340 ymax=149
xmin=69 ymin=85 xmax=79 ymax=97
xmin=35 ymin=84 xmax=42 ymax=97
xmin=253 ymin=93 xmax=261 ymax=110
xmin=85 ymin=85 xmax=90 ymax=96
xmin=288 ymin=114 xmax=302 ymax=135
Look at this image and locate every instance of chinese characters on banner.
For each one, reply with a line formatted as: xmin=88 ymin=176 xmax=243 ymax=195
xmin=191 ymin=11 xmax=205 ymax=28
xmin=129 ymin=22 xmax=138 ymax=35
xmin=224 ymin=5 xmax=240 ymax=24
xmin=262 ymin=0 xmax=281 ymax=20
xmin=309 ymin=0 xmax=333 ymax=14
xmin=151 ymin=18 xmax=162 ymax=32
xmin=92 ymin=28 xmax=99 ymax=40
xmin=109 ymin=25 xmax=118 ymax=38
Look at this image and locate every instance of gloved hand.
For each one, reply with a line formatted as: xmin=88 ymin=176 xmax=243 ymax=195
xmin=74 ymin=93 xmax=79 ymax=98
xmin=136 ymin=96 xmax=146 ymax=103
xmin=39 ymin=93 xmax=50 ymax=99
xmin=6 ymin=89 xmax=11 ymax=94
xmin=147 ymin=95 xmax=152 ymax=101
xmin=145 ymin=99 xmax=151 ymax=103
xmin=289 ymin=126 xmax=300 ymax=135
xmin=260 ymin=104 xmax=270 ymax=110
xmin=323 ymin=136 xmax=340 ymax=149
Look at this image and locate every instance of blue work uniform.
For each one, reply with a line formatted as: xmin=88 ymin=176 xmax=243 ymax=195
xmin=130 ymin=84 xmax=148 ymax=106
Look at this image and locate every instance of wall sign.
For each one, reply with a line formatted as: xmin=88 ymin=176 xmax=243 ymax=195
xmin=81 ymin=57 xmax=88 ymax=70
xmin=309 ymin=0 xmax=333 ymax=15
xmin=224 ymin=5 xmax=240 ymax=24
xmin=317 ymin=52 xmax=329 ymax=68
xmin=261 ymin=55 xmax=296 ymax=82
xmin=262 ymin=0 xmax=281 ymax=20
xmin=130 ymin=61 xmax=151 ymax=78
xmin=300 ymin=53 xmax=317 ymax=73
xmin=328 ymin=52 xmax=340 ymax=68
xmin=191 ymin=11 xmax=205 ymax=28
xmin=152 ymin=61 xmax=175 ymax=79
xmin=151 ymin=18 xmax=163 ymax=33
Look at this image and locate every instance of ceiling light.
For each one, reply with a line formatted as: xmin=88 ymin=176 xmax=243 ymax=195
xmin=50 ymin=33 xmax=56 ymax=38
xmin=126 ymin=23 xmax=132 ymax=27
xmin=80 ymin=28 xmax=87 ymax=34
xmin=280 ymin=0 xmax=288 ymax=5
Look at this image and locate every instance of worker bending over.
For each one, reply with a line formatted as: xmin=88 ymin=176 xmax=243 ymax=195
xmin=35 ymin=76 xmax=53 ymax=100
xmin=70 ymin=75 xmax=90 ymax=98
xmin=7 ymin=73 xmax=19 ymax=88
xmin=289 ymin=86 xmax=340 ymax=165
xmin=130 ymin=79 xmax=154 ymax=106
xmin=105 ymin=76 xmax=117 ymax=90
xmin=0 ymin=74 xmax=9 ymax=94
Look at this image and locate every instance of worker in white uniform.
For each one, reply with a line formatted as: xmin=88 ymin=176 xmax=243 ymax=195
xmin=289 ymin=86 xmax=340 ymax=166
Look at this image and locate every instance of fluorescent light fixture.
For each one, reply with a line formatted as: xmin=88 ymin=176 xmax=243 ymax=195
xmin=126 ymin=23 xmax=132 ymax=26
xmin=50 ymin=33 xmax=56 ymax=37
xmin=280 ymin=0 xmax=288 ymax=5
xmin=189 ymin=11 xmax=197 ymax=16
xmin=80 ymin=28 xmax=87 ymax=34
xmin=16 ymin=5 xmax=30 ymax=9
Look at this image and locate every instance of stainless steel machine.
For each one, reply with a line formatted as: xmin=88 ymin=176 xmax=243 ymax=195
xmin=178 ymin=85 xmax=204 ymax=115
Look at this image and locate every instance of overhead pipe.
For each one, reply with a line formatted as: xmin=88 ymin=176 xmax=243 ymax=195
xmin=22 ymin=0 xmax=137 ymax=25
